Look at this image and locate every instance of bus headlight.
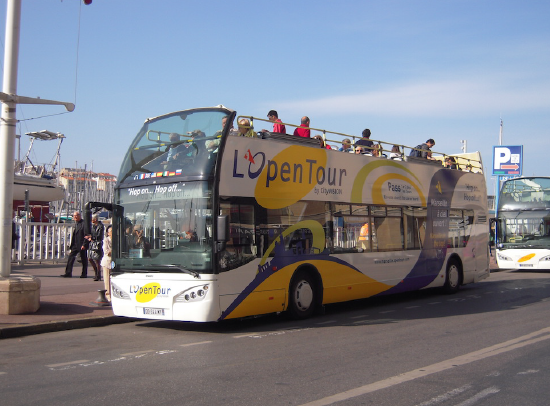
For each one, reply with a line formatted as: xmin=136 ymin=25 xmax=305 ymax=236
xmin=497 ymin=253 xmax=512 ymax=262
xmin=111 ymin=282 xmax=131 ymax=300
xmin=175 ymin=284 xmax=210 ymax=303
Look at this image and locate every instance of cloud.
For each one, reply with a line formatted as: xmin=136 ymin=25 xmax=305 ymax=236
xmin=277 ymin=79 xmax=550 ymax=117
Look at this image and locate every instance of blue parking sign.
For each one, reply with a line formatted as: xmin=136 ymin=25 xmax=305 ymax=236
xmin=493 ymin=145 xmax=522 ymax=176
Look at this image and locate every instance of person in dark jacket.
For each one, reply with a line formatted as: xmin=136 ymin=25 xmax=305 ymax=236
xmin=60 ymin=211 xmax=89 ymax=278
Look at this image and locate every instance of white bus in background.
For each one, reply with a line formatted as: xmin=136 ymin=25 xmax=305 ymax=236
xmin=109 ymin=106 xmax=490 ymax=322
xmin=495 ymin=176 xmax=550 ymax=269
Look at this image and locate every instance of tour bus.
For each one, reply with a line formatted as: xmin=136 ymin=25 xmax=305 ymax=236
xmin=495 ymin=176 xmax=550 ymax=269
xmin=109 ymin=106 xmax=490 ymax=322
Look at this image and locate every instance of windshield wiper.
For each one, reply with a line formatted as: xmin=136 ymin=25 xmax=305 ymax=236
xmin=124 ymin=264 xmax=200 ymax=279
xmin=153 ymin=264 xmax=201 ymax=279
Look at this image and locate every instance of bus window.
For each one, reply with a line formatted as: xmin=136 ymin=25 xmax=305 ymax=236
xmin=404 ymin=207 xmax=426 ymax=250
xmin=219 ymin=199 xmax=256 ymax=271
xmin=373 ymin=207 xmax=403 ymax=251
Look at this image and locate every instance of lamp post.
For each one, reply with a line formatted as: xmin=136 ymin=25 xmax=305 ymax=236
xmin=0 ymin=0 xmax=75 ymax=315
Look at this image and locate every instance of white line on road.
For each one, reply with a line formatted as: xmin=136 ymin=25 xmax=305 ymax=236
xmin=455 ymin=387 xmax=500 ymax=406
xmin=46 ymin=360 xmax=89 ymax=368
xmin=415 ymin=384 xmax=472 ymax=406
xmin=316 ymin=320 xmax=337 ymax=325
xmin=180 ymin=341 xmax=212 ymax=347
xmin=298 ymin=327 xmax=550 ymax=406
xmin=120 ymin=350 xmax=155 ymax=356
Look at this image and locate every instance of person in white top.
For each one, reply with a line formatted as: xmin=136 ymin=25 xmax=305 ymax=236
xmin=101 ymin=225 xmax=113 ymax=301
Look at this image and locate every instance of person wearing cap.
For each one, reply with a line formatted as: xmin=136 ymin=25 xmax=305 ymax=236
xmin=262 ymin=110 xmax=286 ymax=134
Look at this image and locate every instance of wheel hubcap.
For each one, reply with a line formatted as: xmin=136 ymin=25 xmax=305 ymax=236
xmin=448 ymin=265 xmax=459 ymax=287
xmin=294 ymin=280 xmax=313 ymax=311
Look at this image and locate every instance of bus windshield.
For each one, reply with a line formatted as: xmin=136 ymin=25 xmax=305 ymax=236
xmin=497 ymin=210 xmax=550 ymax=249
xmin=117 ymin=108 xmax=230 ymax=185
xmin=497 ymin=177 xmax=550 ymax=249
xmin=113 ymin=181 xmax=213 ymax=274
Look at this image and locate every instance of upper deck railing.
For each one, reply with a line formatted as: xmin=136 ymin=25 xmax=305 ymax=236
xmin=236 ymin=116 xmax=483 ymax=174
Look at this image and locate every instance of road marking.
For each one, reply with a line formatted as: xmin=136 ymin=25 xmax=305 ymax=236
xmin=405 ymin=306 xmax=420 ymax=309
xmin=0 ymin=372 xmax=6 ymax=375
xmin=415 ymin=384 xmax=472 ymax=406
xmin=180 ymin=341 xmax=212 ymax=347
xmin=120 ymin=350 xmax=155 ymax=356
xmin=316 ymin=320 xmax=336 ymax=325
xmin=298 ymin=327 xmax=550 ymax=406
xmin=455 ymin=387 xmax=499 ymax=406
xmin=233 ymin=332 xmax=261 ymax=338
xmin=517 ymin=369 xmax=539 ymax=375
xmin=46 ymin=360 xmax=89 ymax=368
xmin=349 ymin=314 xmax=370 ymax=319
xmin=428 ymin=302 xmax=441 ymax=305
xmin=379 ymin=310 xmax=395 ymax=314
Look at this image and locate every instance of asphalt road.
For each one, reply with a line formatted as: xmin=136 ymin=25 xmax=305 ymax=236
xmin=1 ymin=269 xmax=550 ymax=406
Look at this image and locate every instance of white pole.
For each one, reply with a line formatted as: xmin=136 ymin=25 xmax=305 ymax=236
xmin=0 ymin=0 xmax=21 ymax=278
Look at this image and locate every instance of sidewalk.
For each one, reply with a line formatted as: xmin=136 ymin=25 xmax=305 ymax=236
xmin=0 ymin=263 xmax=135 ymax=339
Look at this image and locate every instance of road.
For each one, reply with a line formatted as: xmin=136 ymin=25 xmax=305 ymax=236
xmin=1 ymin=269 xmax=550 ymax=406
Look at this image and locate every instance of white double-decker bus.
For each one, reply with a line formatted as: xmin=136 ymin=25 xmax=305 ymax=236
xmin=495 ymin=176 xmax=550 ymax=269
xmin=109 ymin=106 xmax=490 ymax=322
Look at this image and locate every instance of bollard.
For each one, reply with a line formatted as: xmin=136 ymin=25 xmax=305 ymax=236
xmin=90 ymin=289 xmax=111 ymax=307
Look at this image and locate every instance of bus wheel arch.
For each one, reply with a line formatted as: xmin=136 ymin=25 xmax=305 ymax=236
xmin=287 ymin=266 xmax=323 ymax=319
xmin=443 ymin=255 xmax=463 ymax=294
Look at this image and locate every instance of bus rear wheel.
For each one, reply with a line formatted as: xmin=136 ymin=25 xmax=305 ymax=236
xmin=288 ymin=271 xmax=316 ymax=319
xmin=443 ymin=258 xmax=462 ymax=294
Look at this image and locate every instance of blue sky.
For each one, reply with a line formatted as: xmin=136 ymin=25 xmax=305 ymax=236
xmin=2 ymin=0 xmax=549 ymax=195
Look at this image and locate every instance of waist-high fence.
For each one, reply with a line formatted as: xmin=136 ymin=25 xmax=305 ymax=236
xmin=11 ymin=221 xmax=74 ymax=265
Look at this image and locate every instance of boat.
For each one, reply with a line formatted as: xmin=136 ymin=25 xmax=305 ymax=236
xmin=13 ymin=130 xmax=66 ymax=221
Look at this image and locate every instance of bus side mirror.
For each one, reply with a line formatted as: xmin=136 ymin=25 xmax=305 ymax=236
xmin=217 ymin=215 xmax=230 ymax=251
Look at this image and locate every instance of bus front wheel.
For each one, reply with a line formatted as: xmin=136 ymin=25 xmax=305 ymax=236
xmin=288 ymin=271 xmax=316 ymax=319
xmin=443 ymin=259 xmax=462 ymax=294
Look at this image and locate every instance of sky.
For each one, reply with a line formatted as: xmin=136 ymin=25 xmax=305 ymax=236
xmin=1 ymin=0 xmax=549 ymax=195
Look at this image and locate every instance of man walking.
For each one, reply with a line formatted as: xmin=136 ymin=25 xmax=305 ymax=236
xmin=60 ymin=211 xmax=89 ymax=278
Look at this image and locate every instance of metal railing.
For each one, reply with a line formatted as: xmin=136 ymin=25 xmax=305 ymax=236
xmin=11 ymin=221 xmax=74 ymax=265
xmin=236 ymin=115 xmax=484 ymax=173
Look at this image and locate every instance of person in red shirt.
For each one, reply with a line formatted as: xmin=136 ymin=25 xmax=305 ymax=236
xmin=293 ymin=116 xmax=311 ymax=138
xmin=263 ymin=110 xmax=286 ymax=134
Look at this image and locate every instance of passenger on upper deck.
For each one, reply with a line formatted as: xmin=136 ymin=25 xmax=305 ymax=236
xmin=263 ymin=110 xmax=286 ymax=134
xmin=389 ymin=145 xmax=402 ymax=160
xmin=410 ymin=139 xmax=435 ymax=159
xmin=339 ymin=138 xmax=353 ymax=152
xmin=313 ymin=135 xmax=331 ymax=149
xmin=238 ymin=118 xmax=256 ymax=137
xmin=160 ymin=132 xmax=186 ymax=169
xmin=208 ymin=116 xmax=234 ymax=152
xmin=355 ymin=129 xmax=374 ymax=152
xmin=293 ymin=116 xmax=311 ymax=138
xmin=445 ymin=156 xmax=458 ymax=169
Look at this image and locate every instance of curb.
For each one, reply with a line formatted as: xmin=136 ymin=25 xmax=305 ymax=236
xmin=0 ymin=316 xmax=140 ymax=340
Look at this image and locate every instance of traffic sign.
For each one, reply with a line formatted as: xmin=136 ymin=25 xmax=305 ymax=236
xmin=493 ymin=145 xmax=522 ymax=176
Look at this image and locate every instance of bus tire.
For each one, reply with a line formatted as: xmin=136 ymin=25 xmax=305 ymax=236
xmin=443 ymin=258 xmax=462 ymax=294
xmin=288 ymin=271 xmax=317 ymax=319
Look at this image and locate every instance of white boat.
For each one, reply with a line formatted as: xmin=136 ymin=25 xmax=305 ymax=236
xmin=13 ymin=130 xmax=65 ymax=206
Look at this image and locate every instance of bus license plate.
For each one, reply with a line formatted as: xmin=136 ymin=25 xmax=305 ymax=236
xmin=519 ymin=264 xmax=533 ymax=267
xmin=143 ymin=307 xmax=165 ymax=315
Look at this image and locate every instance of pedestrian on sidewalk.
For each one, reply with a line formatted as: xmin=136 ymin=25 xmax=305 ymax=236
xmin=101 ymin=225 xmax=113 ymax=301
xmin=60 ymin=211 xmax=89 ymax=278
xmin=86 ymin=214 xmax=104 ymax=281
